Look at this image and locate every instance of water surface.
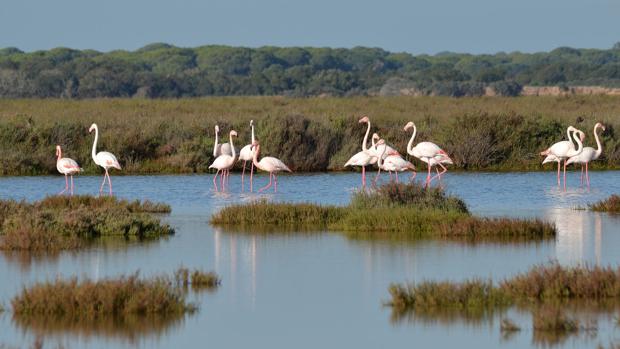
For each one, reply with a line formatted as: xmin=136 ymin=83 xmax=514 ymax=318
xmin=1 ymin=171 xmax=619 ymax=348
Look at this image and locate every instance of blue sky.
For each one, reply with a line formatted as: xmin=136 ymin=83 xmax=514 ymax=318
xmin=1 ymin=0 xmax=618 ymax=54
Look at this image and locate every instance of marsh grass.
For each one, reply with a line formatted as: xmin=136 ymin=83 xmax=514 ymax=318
xmin=0 ymin=96 xmax=618 ymax=175
xmin=174 ymin=267 xmax=220 ymax=291
xmin=211 ymin=182 xmax=556 ymax=241
xmin=590 ymin=195 xmax=620 ymax=213
xmin=0 ymin=196 xmax=174 ymax=252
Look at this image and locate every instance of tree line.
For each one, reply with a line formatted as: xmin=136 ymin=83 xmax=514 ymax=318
xmin=1 ymin=42 xmax=620 ymax=98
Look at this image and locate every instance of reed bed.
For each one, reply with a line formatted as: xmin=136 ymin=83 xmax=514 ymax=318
xmin=0 ymin=195 xmax=174 ymax=251
xmin=590 ymin=194 xmax=620 ymax=213
xmin=211 ymin=182 xmax=556 ymax=241
xmin=0 ymin=96 xmax=618 ymax=175
xmin=173 ymin=267 xmax=220 ymax=291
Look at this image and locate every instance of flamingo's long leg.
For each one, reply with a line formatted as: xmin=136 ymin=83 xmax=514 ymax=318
xmin=274 ymin=173 xmax=278 ymax=193
xmin=213 ymin=169 xmax=220 ymax=192
xmin=99 ymin=173 xmax=107 ymax=195
xmin=250 ymin=163 xmax=254 ymax=192
xmin=580 ymin=165 xmax=584 ymax=186
xmin=429 ymin=163 xmax=447 ymax=184
xmin=563 ymin=159 xmax=567 ymax=191
xmin=374 ymin=167 xmax=382 ymax=185
xmin=556 ymin=160 xmax=561 ymax=187
xmin=70 ymin=175 xmax=74 ymax=196
xmin=395 ymin=171 xmax=399 ymax=183
xmin=361 ymin=166 xmax=366 ymax=188
xmin=59 ymin=174 xmax=69 ymax=195
xmin=586 ymin=162 xmax=590 ymax=188
xmin=259 ymin=172 xmax=273 ymax=193
xmin=409 ymin=171 xmax=417 ymax=183
xmin=106 ymin=170 xmax=113 ymax=195
xmin=241 ymin=161 xmax=247 ymax=191
xmin=426 ymin=161 xmax=432 ymax=188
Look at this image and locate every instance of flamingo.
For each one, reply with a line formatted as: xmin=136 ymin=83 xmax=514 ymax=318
xmin=89 ymin=123 xmax=121 ymax=196
xmin=374 ymin=139 xmax=415 ymax=184
xmin=213 ymin=125 xmax=233 ymax=157
xmin=540 ymin=126 xmax=584 ymax=189
xmin=251 ymin=140 xmax=292 ymax=193
xmin=403 ymin=121 xmax=452 ymax=187
xmin=370 ymin=133 xmax=399 ymax=159
xmin=566 ymin=122 xmax=605 ymax=187
xmin=344 ymin=116 xmax=377 ymax=187
xmin=55 ymin=145 xmax=81 ymax=195
xmin=237 ymin=120 xmax=256 ymax=192
xmin=209 ymin=130 xmax=237 ymax=192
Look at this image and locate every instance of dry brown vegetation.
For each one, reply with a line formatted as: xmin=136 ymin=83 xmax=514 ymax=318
xmin=590 ymin=194 xmax=620 ymax=213
xmin=0 ymin=96 xmax=618 ymax=174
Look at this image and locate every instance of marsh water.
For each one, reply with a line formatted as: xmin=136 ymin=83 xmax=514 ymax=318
xmin=1 ymin=171 xmax=620 ymax=348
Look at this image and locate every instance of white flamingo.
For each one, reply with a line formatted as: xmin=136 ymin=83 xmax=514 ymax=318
xmin=344 ymin=116 xmax=377 ymax=187
xmin=251 ymin=140 xmax=292 ymax=193
xmin=213 ymin=125 xmax=232 ymax=157
xmin=237 ymin=120 xmax=256 ymax=192
xmin=403 ymin=121 xmax=452 ymax=187
xmin=370 ymin=132 xmax=399 ymax=159
xmin=374 ymin=139 xmax=415 ymax=184
xmin=89 ymin=123 xmax=121 ymax=196
xmin=566 ymin=122 xmax=605 ymax=187
xmin=56 ymin=145 xmax=81 ymax=195
xmin=209 ymin=130 xmax=237 ymax=192
xmin=540 ymin=125 xmax=584 ymax=189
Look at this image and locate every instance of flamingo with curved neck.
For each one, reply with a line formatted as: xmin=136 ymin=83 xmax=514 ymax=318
xmin=209 ymin=130 xmax=237 ymax=192
xmin=213 ymin=125 xmax=232 ymax=157
xmin=251 ymin=140 xmax=292 ymax=193
xmin=567 ymin=122 xmax=605 ymax=187
xmin=540 ymin=125 xmax=584 ymax=190
xmin=238 ymin=120 xmax=257 ymax=191
xmin=404 ymin=121 xmax=452 ymax=188
xmin=374 ymin=139 xmax=415 ymax=184
xmin=344 ymin=116 xmax=377 ymax=187
xmin=56 ymin=145 xmax=81 ymax=195
xmin=89 ymin=123 xmax=121 ymax=196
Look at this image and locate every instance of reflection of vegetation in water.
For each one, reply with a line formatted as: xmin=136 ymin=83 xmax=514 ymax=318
xmin=389 ymin=264 xmax=620 ymax=346
xmin=10 ymin=269 xmax=219 ymax=343
xmin=211 ymin=182 xmax=556 ymax=242
xmin=590 ymin=194 xmax=620 ymax=213
xmin=0 ymin=196 xmax=173 ymax=252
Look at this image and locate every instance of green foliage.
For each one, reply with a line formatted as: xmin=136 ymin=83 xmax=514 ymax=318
xmin=0 ymin=195 xmax=174 ymax=251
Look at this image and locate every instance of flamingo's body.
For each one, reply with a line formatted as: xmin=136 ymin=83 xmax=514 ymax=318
xmin=251 ymin=141 xmax=292 ymax=193
xmin=566 ymin=123 xmax=605 ymax=187
xmin=56 ymin=145 xmax=81 ymax=195
xmin=344 ymin=116 xmax=377 ymax=187
xmin=540 ymin=126 xmax=584 ymax=189
xmin=374 ymin=139 xmax=416 ymax=183
xmin=237 ymin=120 xmax=256 ymax=191
xmin=89 ymin=124 xmax=121 ymax=195
xmin=404 ymin=121 xmax=452 ymax=187
xmin=209 ymin=130 xmax=237 ymax=191
xmin=213 ymin=125 xmax=233 ymax=157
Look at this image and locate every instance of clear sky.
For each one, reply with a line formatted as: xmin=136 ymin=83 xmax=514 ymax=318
xmin=1 ymin=0 xmax=618 ymax=54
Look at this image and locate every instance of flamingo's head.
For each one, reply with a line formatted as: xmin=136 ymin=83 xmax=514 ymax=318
xmin=374 ymin=139 xmax=385 ymax=150
xmin=596 ymin=122 xmax=606 ymax=131
xmin=358 ymin=115 xmax=369 ymax=124
xmin=214 ymin=125 xmax=220 ymax=133
xmin=404 ymin=121 xmax=415 ymax=131
xmin=250 ymin=140 xmax=260 ymax=150
xmin=372 ymin=133 xmax=380 ymax=142
xmin=88 ymin=123 xmax=97 ymax=133
xmin=250 ymin=119 xmax=254 ymax=126
xmin=55 ymin=145 xmax=61 ymax=156
xmin=578 ymin=130 xmax=586 ymax=142
xmin=230 ymin=130 xmax=238 ymax=137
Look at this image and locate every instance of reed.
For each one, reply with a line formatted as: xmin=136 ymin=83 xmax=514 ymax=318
xmin=0 ymin=195 xmax=174 ymax=251
xmin=173 ymin=267 xmax=220 ymax=291
xmin=0 ymin=96 xmax=618 ymax=175
xmin=589 ymin=194 xmax=620 ymax=213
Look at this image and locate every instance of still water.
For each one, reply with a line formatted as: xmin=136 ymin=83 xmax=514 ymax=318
xmin=0 ymin=171 xmax=620 ymax=348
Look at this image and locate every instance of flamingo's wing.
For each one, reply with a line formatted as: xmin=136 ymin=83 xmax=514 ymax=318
xmin=97 ymin=151 xmax=121 ymax=169
xmin=237 ymin=144 xmax=254 ymax=162
xmin=209 ymin=155 xmax=234 ymax=170
xmin=344 ymin=151 xmax=373 ymax=167
xmin=58 ymin=158 xmax=81 ymax=173
xmin=264 ymin=156 xmax=292 ymax=172
xmin=219 ymin=143 xmax=233 ymax=157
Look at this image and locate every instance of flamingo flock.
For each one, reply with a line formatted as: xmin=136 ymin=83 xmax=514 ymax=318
xmin=345 ymin=116 xmax=452 ymax=188
xmin=53 ymin=118 xmax=606 ymax=196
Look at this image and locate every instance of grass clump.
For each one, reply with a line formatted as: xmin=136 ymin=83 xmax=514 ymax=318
xmin=590 ymin=195 xmax=620 ymax=213
xmin=0 ymin=195 xmax=174 ymax=252
xmin=212 ymin=182 xmax=556 ymax=242
xmin=174 ymin=267 xmax=220 ymax=291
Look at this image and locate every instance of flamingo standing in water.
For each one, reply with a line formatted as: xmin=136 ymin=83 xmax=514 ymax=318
xmin=403 ymin=121 xmax=452 ymax=187
xmin=251 ymin=140 xmax=292 ymax=193
xmin=566 ymin=122 xmax=605 ymax=187
xmin=89 ymin=123 xmax=121 ymax=196
xmin=56 ymin=145 xmax=81 ymax=195
xmin=237 ymin=120 xmax=256 ymax=192
xmin=213 ymin=125 xmax=232 ymax=157
xmin=374 ymin=139 xmax=415 ymax=184
xmin=344 ymin=116 xmax=377 ymax=187
xmin=540 ymin=125 xmax=584 ymax=189
xmin=209 ymin=130 xmax=237 ymax=191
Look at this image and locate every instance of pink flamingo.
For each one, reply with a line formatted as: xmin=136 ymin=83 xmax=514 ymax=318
xmin=237 ymin=120 xmax=256 ymax=192
xmin=566 ymin=122 xmax=605 ymax=187
xmin=403 ymin=121 xmax=452 ymax=187
xmin=371 ymin=132 xmax=399 ymax=159
xmin=209 ymin=130 xmax=237 ymax=191
xmin=89 ymin=123 xmax=121 ymax=196
xmin=55 ymin=145 xmax=81 ymax=195
xmin=344 ymin=116 xmax=377 ymax=187
xmin=251 ymin=140 xmax=292 ymax=193
xmin=374 ymin=139 xmax=415 ymax=184
xmin=213 ymin=125 xmax=233 ymax=157
xmin=540 ymin=126 xmax=584 ymax=189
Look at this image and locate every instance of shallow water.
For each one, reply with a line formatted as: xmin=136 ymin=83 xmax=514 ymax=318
xmin=1 ymin=171 xmax=620 ymax=348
